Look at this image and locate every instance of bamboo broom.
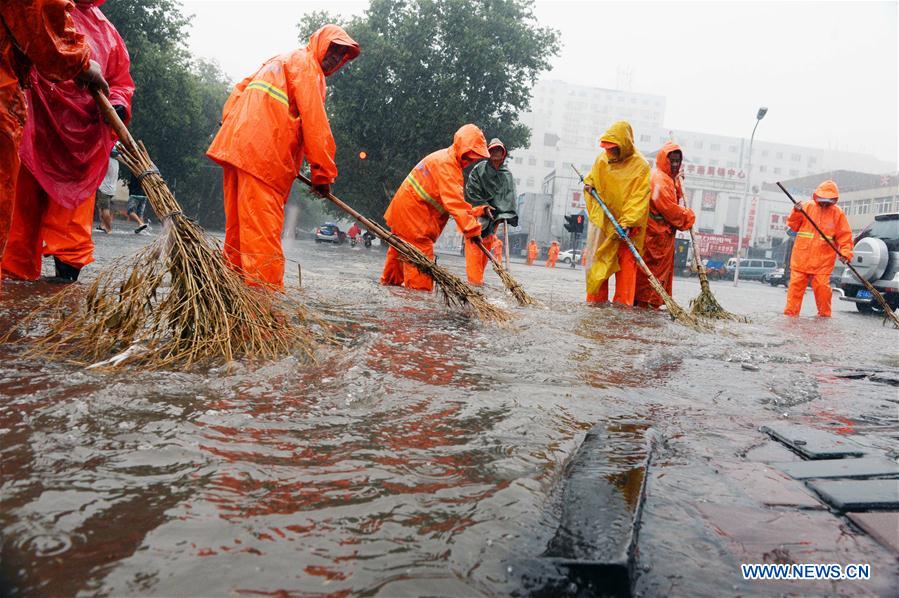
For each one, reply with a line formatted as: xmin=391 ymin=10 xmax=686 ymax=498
xmin=472 ymin=237 xmax=537 ymax=306
xmin=296 ymin=174 xmax=510 ymax=322
xmin=686 ymin=228 xmax=747 ymax=322
xmin=19 ymin=91 xmax=319 ymax=368
xmin=674 ymin=171 xmax=747 ymax=321
xmin=573 ymin=166 xmax=703 ymax=329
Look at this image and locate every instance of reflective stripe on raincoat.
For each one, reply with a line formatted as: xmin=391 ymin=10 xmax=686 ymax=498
xmin=384 ymin=123 xmax=489 ymax=242
xmin=583 ymin=121 xmax=651 ymax=296
xmin=207 ymin=25 xmax=360 ymax=197
xmin=19 ymin=0 xmax=134 ymax=210
xmin=787 ymin=180 xmax=853 ymax=275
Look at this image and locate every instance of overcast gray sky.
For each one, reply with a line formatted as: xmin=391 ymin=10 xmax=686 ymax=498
xmin=182 ymin=0 xmax=898 ymax=164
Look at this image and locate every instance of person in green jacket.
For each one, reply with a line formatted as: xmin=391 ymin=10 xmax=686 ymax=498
xmin=463 ymin=138 xmax=519 ymax=284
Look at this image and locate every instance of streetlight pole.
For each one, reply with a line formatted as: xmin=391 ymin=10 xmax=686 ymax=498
xmin=733 ymin=107 xmax=768 ymax=286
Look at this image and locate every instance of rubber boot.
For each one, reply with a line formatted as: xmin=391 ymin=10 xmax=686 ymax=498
xmin=47 ymin=257 xmax=80 ymax=283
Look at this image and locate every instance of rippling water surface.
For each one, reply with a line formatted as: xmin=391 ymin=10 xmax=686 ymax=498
xmin=1 ymin=233 xmax=897 ymax=596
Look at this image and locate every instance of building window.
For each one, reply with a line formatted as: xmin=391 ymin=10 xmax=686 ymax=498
xmin=874 ymin=197 xmax=892 ymax=213
xmin=759 ymin=165 xmax=767 ymax=172
xmin=528 ymin=156 xmax=537 ymax=166
xmin=640 ymin=134 xmax=651 ymax=142
xmin=857 ymin=200 xmax=871 ymax=215
xmin=727 ymin=161 xmax=737 ymax=168
xmin=776 ymin=152 xmax=784 ymax=159
xmin=695 ymin=140 xmax=703 ymax=149
xmin=774 ymin=167 xmax=782 ymax=174
xmin=544 ymin=160 xmax=555 ymax=168
xmin=843 ymin=201 xmax=853 ymax=216
xmin=710 ymin=159 xmax=719 ymax=166
xmin=526 ymin=177 xmax=535 ymax=187
xmin=761 ymin=149 xmax=769 ymax=157
xmin=791 ymin=153 xmax=801 ymax=162
xmin=723 ymin=225 xmax=739 ymax=234
xmin=729 ymin=145 xmax=738 ymax=153
xmin=514 ymin=156 xmax=523 ymax=164
xmin=711 ymin=143 xmax=721 ymax=151
xmin=514 ymin=178 xmax=521 ymax=187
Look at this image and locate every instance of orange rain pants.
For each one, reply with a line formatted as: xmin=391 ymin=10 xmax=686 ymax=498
xmin=0 ymin=0 xmax=92 ymax=281
xmin=222 ymin=164 xmax=288 ymax=290
xmin=465 ymin=234 xmax=496 ymax=285
xmin=784 ymin=271 xmax=833 ymax=317
xmin=527 ymin=242 xmax=537 ymax=265
xmin=586 ymin=242 xmax=637 ymax=305
xmin=2 ymin=166 xmax=94 ymax=279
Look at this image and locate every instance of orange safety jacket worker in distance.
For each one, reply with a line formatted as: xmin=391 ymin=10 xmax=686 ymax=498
xmin=207 ymin=24 xmax=359 ymax=289
xmin=634 ymin=142 xmax=696 ymax=308
xmin=527 ymin=240 xmax=538 ymax=265
xmin=784 ymin=179 xmax=853 ymax=317
xmin=381 ymin=124 xmax=489 ymax=291
xmin=546 ymin=241 xmax=559 ymax=268
xmin=0 ymin=0 xmax=91 ymax=282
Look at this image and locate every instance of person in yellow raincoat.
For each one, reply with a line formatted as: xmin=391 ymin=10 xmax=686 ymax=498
xmin=582 ymin=121 xmax=651 ymax=305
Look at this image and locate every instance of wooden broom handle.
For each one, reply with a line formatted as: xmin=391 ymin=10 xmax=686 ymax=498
xmin=91 ymin=88 xmax=137 ymax=152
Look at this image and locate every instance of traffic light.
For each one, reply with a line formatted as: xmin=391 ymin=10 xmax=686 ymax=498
xmin=563 ymin=214 xmax=586 ymax=234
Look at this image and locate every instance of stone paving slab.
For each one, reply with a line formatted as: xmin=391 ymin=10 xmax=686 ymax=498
xmin=722 ymin=462 xmax=823 ymax=509
xmin=846 ymin=512 xmax=899 ymax=555
xmin=775 ymin=457 xmax=899 ymax=480
xmin=760 ymin=423 xmax=866 ymax=460
xmin=807 ymin=479 xmax=899 ymax=511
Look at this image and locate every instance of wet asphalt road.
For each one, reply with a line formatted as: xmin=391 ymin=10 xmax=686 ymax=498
xmin=0 ymin=230 xmax=897 ymax=596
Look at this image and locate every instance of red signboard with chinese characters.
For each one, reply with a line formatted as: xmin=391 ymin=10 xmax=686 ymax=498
xmin=701 ymin=191 xmax=717 ymax=211
xmin=694 ymin=232 xmax=752 ymax=257
xmin=744 ymin=196 xmax=759 ymax=240
xmin=769 ymin=212 xmax=787 ymax=232
xmin=685 ymin=164 xmax=746 ymax=179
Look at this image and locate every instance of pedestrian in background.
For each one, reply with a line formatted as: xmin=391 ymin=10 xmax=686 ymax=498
xmin=95 ymin=148 xmax=119 ymax=234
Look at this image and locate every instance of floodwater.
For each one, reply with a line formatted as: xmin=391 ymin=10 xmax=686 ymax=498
xmin=1 ymin=232 xmax=897 ymax=596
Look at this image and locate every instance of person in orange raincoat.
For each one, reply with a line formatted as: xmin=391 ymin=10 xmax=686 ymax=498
xmin=527 ymin=240 xmax=538 ymax=265
xmin=0 ymin=1 xmax=107 ymax=282
xmin=634 ymin=142 xmax=695 ymax=308
xmin=207 ymin=24 xmax=360 ymax=290
xmin=583 ymin=121 xmax=651 ymax=305
xmin=784 ymin=179 xmax=852 ymax=317
xmin=3 ymin=0 xmax=133 ymax=283
xmin=381 ymin=124 xmax=490 ymax=291
xmin=545 ymin=240 xmax=560 ymax=268
xmin=491 ymin=236 xmax=503 ymax=263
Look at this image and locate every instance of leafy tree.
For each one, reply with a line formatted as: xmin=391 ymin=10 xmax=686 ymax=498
xmin=297 ymin=0 xmax=559 ymax=221
xmin=102 ymin=0 xmax=231 ymax=228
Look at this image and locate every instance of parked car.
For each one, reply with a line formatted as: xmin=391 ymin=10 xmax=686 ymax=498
xmin=839 ymin=212 xmax=899 ymax=313
xmin=763 ymin=267 xmax=789 ymax=287
xmin=558 ymin=249 xmax=582 ymax=264
xmin=725 ymin=258 xmax=778 ymax=281
xmin=315 ymin=222 xmax=346 ymax=244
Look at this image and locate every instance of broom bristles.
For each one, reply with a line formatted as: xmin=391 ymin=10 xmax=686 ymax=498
xmin=491 ymin=263 xmax=537 ymax=306
xmin=689 ymin=277 xmax=750 ymax=323
xmin=18 ymin=141 xmax=321 ymax=369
